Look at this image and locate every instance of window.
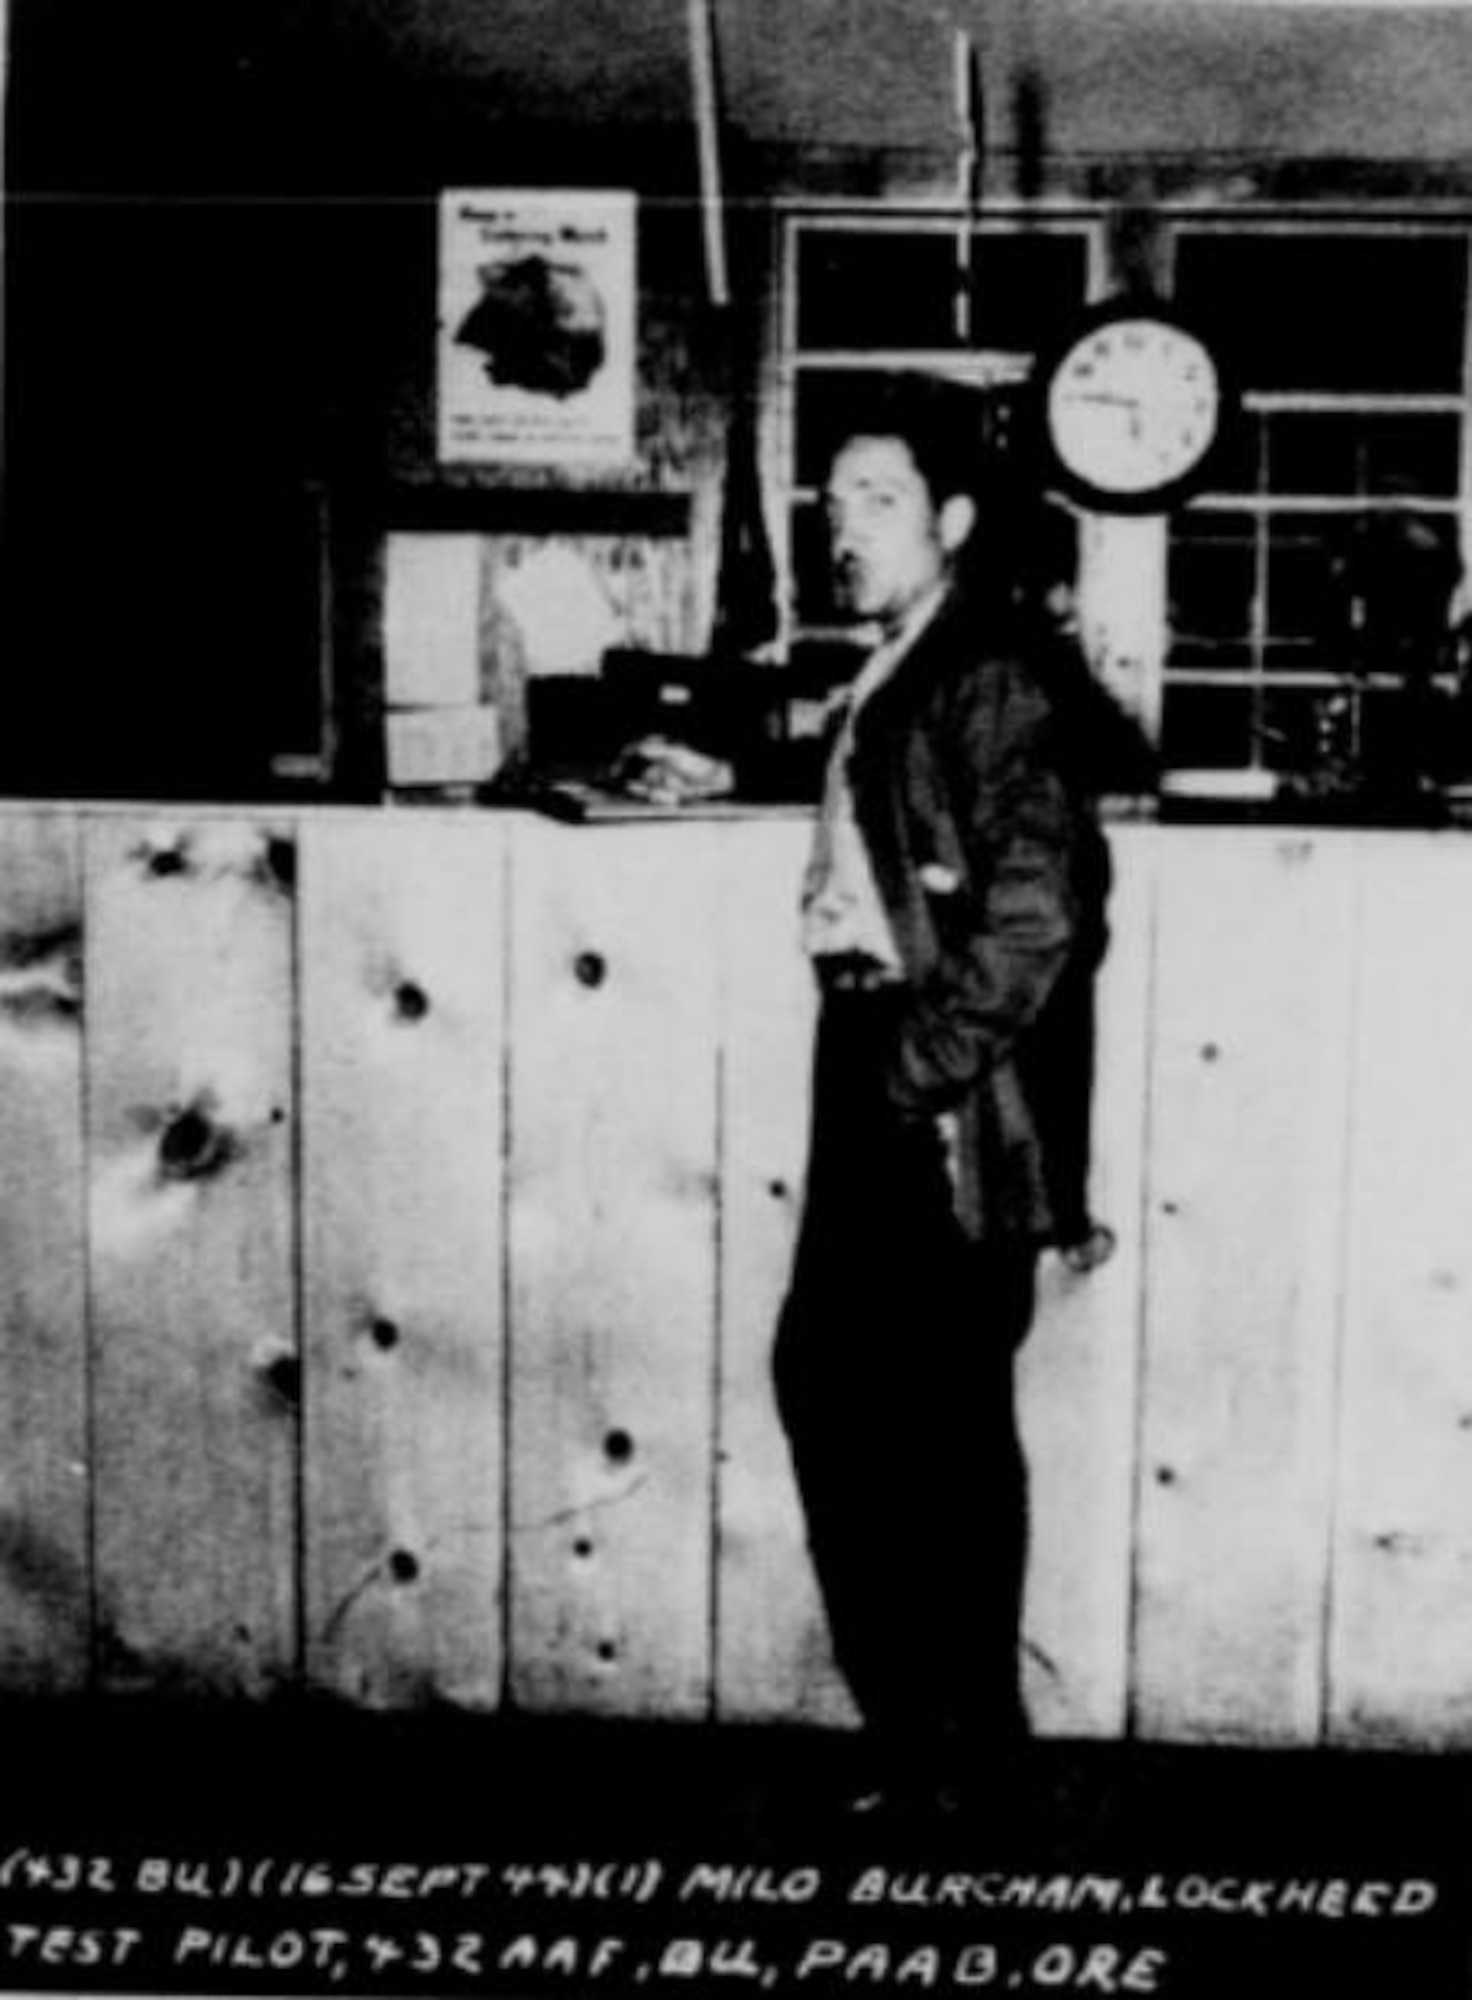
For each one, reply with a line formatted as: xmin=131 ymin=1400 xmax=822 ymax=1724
xmin=780 ymin=211 xmax=1097 ymax=666
xmin=1164 ymin=226 xmax=1471 ymax=779
xmin=778 ymin=209 xmax=1472 ymax=792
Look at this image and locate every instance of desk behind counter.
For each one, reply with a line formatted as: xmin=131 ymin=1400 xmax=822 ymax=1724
xmin=0 ymin=801 xmax=1469 ymax=1748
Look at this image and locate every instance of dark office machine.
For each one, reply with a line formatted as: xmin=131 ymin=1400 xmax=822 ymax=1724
xmin=515 ymin=648 xmax=832 ymax=812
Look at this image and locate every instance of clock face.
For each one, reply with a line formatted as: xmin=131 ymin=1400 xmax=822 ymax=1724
xmin=1044 ymin=310 xmax=1222 ymax=512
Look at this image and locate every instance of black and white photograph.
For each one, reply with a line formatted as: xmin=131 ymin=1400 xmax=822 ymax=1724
xmin=2 ymin=2 xmax=1472 ymax=1995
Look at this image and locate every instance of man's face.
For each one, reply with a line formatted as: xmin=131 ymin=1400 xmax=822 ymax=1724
xmin=823 ymin=434 xmax=973 ymax=633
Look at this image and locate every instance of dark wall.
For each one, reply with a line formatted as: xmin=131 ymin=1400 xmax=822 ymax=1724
xmin=2 ymin=0 xmax=710 ymax=798
xmin=5 ymin=2 xmax=347 ymax=793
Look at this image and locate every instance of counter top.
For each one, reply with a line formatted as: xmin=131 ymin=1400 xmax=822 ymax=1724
xmin=1156 ymin=793 xmax=1472 ymax=831
xmin=526 ymin=782 xmax=1470 ymax=832
xmin=4 ymin=787 xmax=1472 ymax=834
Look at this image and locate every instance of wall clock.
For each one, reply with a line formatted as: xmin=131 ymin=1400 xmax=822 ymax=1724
xmin=1039 ymin=300 xmax=1226 ymax=513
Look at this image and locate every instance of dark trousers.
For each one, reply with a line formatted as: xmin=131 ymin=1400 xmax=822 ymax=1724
xmin=773 ymin=991 xmax=1036 ymax=1775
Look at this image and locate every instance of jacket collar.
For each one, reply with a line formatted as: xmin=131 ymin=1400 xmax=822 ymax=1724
xmin=849 ymin=583 xmax=974 ymax=756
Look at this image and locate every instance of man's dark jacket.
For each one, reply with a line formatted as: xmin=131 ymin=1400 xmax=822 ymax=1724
xmin=846 ymin=589 xmax=1084 ymax=1244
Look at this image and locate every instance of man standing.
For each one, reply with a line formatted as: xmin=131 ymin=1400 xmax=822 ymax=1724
xmin=773 ymin=376 xmax=1084 ymax=1814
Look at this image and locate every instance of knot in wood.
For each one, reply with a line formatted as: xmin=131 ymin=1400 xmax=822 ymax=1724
xmin=574 ymin=951 xmax=608 ymax=989
xmin=158 ymin=1101 xmax=233 ymax=1182
xmin=260 ymin=835 xmax=297 ymax=894
xmin=393 ymin=980 xmax=431 ymax=1023
xmin=261 ymin=1352 xmax=302 ymax=1406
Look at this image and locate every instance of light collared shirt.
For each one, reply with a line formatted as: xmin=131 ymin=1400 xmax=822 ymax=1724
xmin=800 ymin=586 xmax=946 ymax=970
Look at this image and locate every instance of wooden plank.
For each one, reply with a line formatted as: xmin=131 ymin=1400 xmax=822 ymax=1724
xmin=1133 ymin=830 xmax=1354 ymax=1744
xmin=299 ymin=813 xmax=509 ymax=1708
xmin=1020 ymin=822 xmax=1154 ymax=1739
xmin=711 ymin=818 xmax=854 ymax=1727
xmin=506 ymin=817 xmax=719 ymax=1717
xmin=85 ymin=816 xmax=298 ymax=1696
xmin=1329 ymin=836 xmax=1472 ymax=1748
xmin=0 ymin=812 xmax=90 ymax=1692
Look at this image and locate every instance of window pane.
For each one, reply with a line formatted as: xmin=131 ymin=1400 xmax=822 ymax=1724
xmin=796 ymin=227 xmax=1087 ymax=352
xmin=1260 ymin=685 xmax=1350 ymax=780
xmin=1364 ymin=415 xmax=1464 ymax=498
xmin=1168 ymin=511 xmax=1256 ymax=664
xmin=797 ymin=231 xmax=962 ymax=348
xmin=1267 ymin=412 xmax=1463 ymax=498
xmin=1268 ymin=414 xmax=1361 ymax=495
xmin=1203 ymin=408 xmax=1262 ymax=496
xmin=966 ymin=233 xmax=1088 ymax=351
xmin=1346 ymin=510 xmax=1464 ymax=671
xmin=1175 ymin=233 xmax=1468 ymax=393
xmin=1161 ymin=686 xmax=1257 ymax=769
xmin=1263 ymin=512 xmax=1345 ymax=670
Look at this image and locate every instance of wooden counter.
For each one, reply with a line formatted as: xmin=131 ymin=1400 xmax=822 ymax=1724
xmin=1 ymin=802 xmax=1470 ymax=1748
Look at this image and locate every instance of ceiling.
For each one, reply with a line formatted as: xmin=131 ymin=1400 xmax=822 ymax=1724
xmin=330 ymin=0 xmax=1472 ymax=164
xmin=7 ymin=0 xmax=1472 ymax=196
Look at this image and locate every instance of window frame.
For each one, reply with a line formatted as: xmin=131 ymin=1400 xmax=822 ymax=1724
xmin=771 ymin=201 xmax=1472 ymax=786
xmin=1160 ymin=214 xmax=1472 ymax=774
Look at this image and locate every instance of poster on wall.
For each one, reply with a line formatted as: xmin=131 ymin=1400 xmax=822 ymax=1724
xmin=436 ymin=188 xmax=637 ymax=466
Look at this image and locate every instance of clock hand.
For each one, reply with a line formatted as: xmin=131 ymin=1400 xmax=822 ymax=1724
xmin=1068 ymin=390 xmax=1144 ymax=444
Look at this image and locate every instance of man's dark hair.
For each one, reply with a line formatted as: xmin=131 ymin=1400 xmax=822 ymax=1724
xmin=832 ymin=372 xmax=989 ymax=508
